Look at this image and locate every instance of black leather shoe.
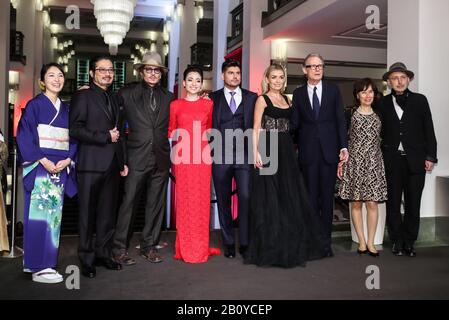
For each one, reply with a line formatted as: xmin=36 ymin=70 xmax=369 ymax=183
xmin=367 ymin=247 xmax=380 ymax=257
xmin=81 ymin=265 xmax=96 ymax=278
xmin=404 ymin=246 xmax=417 ymax=257
xmin=239 ymin=245 xmax=248 ymax=258
xmin=391 ymin=243 xmax=404 ymax=256
xmin=357 ymin=248 xmax=368 ymax=255
xmin=224 ymin=245 xmax=235 ymax=259
xmin=96 ymin=258 xmax=123 ymax=270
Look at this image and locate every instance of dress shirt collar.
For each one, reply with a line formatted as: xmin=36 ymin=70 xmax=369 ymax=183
xmin=224 ymin=86 xmax=242 ymax=97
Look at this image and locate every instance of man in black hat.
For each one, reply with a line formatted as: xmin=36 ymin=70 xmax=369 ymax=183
xmin=379 ymin=62 xmax=438 ymax=257
xmin=112 ymin=52 xmax=174 ymax=265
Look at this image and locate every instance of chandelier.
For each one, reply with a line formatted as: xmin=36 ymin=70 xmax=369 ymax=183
xmin=91 ymin=0 xmax=137 ymax=55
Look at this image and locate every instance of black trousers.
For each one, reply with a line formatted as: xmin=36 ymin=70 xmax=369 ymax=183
xmin=212 ymin=164 xmax=252 ymax=247
xmin=385 ymin=153 xmax=425 ymax=247
xmin=301 ymin=146 xmax=337 ymax=250
xmin=113 ymin=163 xmax=169 ymax=255
xmin=77 ymin=160 xmax=120 ymax=267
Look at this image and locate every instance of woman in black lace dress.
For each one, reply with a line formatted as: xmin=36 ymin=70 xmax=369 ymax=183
xmin=244 ymin=64 xmax=327 ymax=268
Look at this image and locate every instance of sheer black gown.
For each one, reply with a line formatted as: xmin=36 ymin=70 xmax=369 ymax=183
xmin=244 ymin=95 xmax=328 ymax=268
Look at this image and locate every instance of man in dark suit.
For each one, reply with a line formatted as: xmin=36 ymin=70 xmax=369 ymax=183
xmin=379 ymin=62 xmax=437 ymax=257
xmin=291 ymin=53 xmax=348 ymax=257
xmin=209 ymin=60 xmax=258 ymax=259
xmin=112 ymin=52 xmax=174 ymax=265
xmin=70 ymin=56 xmax=125 ymax=278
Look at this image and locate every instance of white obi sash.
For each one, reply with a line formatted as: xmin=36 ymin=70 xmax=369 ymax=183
xmin=37 ymin=102 xmax=69 ymax=151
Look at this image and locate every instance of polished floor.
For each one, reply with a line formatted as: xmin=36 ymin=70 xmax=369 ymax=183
xmin=1 ymin=231 xmax=448 ymax=300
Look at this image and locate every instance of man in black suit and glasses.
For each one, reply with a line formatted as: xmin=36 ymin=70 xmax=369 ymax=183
xmin=379 ymin=62 xmax=437 ymax=257
xmin=70 ymin=56 xmax=126 ymax=278
xmin=291 ymin=53 xmax=349 ymax=257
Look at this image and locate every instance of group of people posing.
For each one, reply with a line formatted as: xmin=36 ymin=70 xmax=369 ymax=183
xmin=15 ymin=51 xmax=437 ymax=284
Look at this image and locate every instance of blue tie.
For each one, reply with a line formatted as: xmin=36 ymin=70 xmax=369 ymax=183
xmin=229 ymin=91 xmax=237 ymax=114
xmin=313 ymin=86 xmax=320 ymax=120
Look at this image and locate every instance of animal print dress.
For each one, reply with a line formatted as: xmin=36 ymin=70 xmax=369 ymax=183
xmin=339 ymin=110 xmax=388 ymax=202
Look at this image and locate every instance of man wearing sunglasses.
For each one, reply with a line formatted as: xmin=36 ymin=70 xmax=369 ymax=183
xmin=291 ymin=53 xmax=348 ymax=258
xmin=112 ymin=52 xmax=174 ymax=265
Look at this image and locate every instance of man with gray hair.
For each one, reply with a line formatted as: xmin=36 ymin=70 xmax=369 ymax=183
xmin=379 ymin=62 xmax=437 ymax=257
xmin=291 ymin=53 xmax=348 ymax=257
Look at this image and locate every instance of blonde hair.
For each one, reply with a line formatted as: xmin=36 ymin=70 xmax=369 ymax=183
xmin=261 ymin=63 xmax=286 ymax=95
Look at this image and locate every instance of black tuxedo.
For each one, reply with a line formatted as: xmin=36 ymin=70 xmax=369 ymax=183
xmin=113 ymin=82 xmax=174 ymax=255
xmin=379 ymin=90 xmax=437 ymax=247
xmin=209 ymin=88 xmax=257 ymax=248
xmin=291 ymin=81 xmax=347 ymax=250
xmin=70 ymin=83 xmax=125 ymax=267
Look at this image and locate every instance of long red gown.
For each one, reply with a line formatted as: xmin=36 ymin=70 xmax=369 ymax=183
xmin=169 ymin=98 xmax=220 ymax=263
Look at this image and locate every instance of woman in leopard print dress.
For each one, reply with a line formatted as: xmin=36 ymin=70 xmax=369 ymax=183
xmin=338 ymin=78 xmax=387 ymax=256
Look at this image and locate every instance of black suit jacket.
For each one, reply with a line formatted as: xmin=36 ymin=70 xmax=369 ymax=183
xmin=69 ymin=84 xmax=125 ymax=172
xmin=119 ymin=82 xmax=174 ymax=171
xmin=379 ymin=91 xmax=437 ymax=173
xmin=291 ymin=80 xmax=348 ymax=165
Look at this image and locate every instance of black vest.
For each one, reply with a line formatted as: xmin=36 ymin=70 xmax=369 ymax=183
xmin=219 ymin=94 xmax=245 ymax=130
xmin=217 ymin=94 xmax=248 ymax=164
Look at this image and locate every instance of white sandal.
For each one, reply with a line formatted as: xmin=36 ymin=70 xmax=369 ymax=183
xmin=32 ymin=268 xmax=63 ymax=284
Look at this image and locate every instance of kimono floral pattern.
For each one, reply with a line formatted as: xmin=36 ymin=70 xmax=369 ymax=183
xmin=29 ymin=174 xmax=64 ymax=248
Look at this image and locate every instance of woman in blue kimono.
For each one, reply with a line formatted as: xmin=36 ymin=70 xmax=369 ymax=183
xmin=16 ymin=63 xmax=77 ymax=284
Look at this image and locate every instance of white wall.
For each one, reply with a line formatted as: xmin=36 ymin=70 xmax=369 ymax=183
xmin=16 ymin=0 xmax=38 ymax=106
xmin=388 ymin=0 xmax=449 ymax=218
xmin=418 ymin=0 xmax=449 ymax=217
xmin=288 ymin=63 xmax=385 ymax=80
xmin=242 ymin=0 xmax=271 ymax=94
xmin=178 ymin=0 xmax=198 ymax=98
xmin=388 ymin=0 xmax=420 ymax=91
xmin=0 ymin=1 xmax=10 ymax=135
xmin=212 ymin=0 xmax=231 ymax=90
xmin=168 ymin=16 xmax=180 ymax=93
xmin=286 ymin=42 xmax=387 ymax=65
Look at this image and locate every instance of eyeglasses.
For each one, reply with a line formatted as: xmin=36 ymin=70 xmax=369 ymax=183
xmin=95 ymin=68 xmax=115 ymax=74
xmin=305 ymin=64 xmax=324 ymax=71
xmin=143 ymin=67 xmax=162 ymax=75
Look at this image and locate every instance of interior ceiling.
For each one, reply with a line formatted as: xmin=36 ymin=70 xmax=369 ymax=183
xmin=268 ymin=0 xmax=388 ymax=48
xmin=49 ymin=7 xmax=164 ymax=33
xmin=45 ymin=0 xmax=173 ymax=58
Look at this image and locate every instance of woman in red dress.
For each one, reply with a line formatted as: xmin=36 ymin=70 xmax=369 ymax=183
xmin=169 ymin=66 xmax=220 ymax=263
